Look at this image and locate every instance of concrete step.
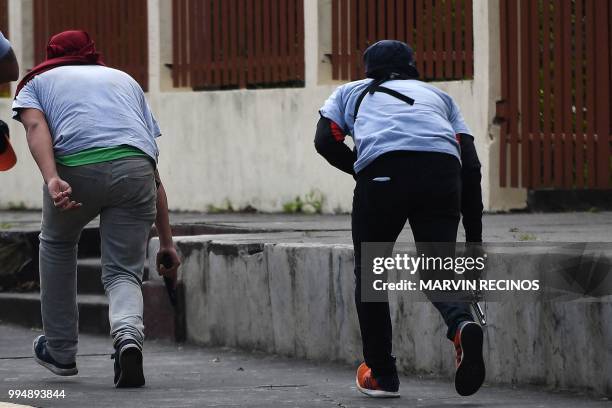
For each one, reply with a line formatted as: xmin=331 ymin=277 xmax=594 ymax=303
xmin=76 ymin=258 xmax=150 ymax=294
xmin=0 ymin=292 xmax=109 ymax=335
xmin=77 ymin=258 xmax=104 ymax=294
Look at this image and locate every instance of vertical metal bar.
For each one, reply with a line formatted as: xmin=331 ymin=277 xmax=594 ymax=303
xmin=434 ymin=0 xmax=443 ymax=78
xmin=499 ymin=0 xmax=508 ymax=187
xmin=172 ymin=0 xmax=179 ymax=87
xmin=552 ymin=0 xmax=563 ymax=187
xmin=541 ymin=0 xmax=552 ymax=186
xmin=279 ymin=0 xmax=288 ymax=83
xmin=415 ymin=0 xmax=424 ymax=75
xmin=530 ymin=0 xmax=541 ymax=188
xmin=350 ymin=0 xmax=358 ymax=80
xmin=562 ymin=2 xmax=576 ymax=188
xmin=332 ymin=0 xmax=339 ymax=79
xmin=246 ymin=0 xmax=254 ymax=84
xmin=464 ymin=0 xmax=473 ymax=78
xmin=296 ymin=0 xmax=305 ymax=80
xmin=574 ymin=0 xmax=585 ymax=188
xmin=508 ymin=0 xmax=519 ymax=187
xmin=387 ymin=0 xmax=395 ymax=39
xmin=397 ymin=0 xmax=405 ymax=43
xmin=444 ymin=0 xmax=453 ymax=78
xmin=367 ymin=0 xmax=376 ymax=47
xmin=221 ymin=0 xmax=230 ymax=86
xmin=286 ymin=0 xmax=295 ymax=81
xmin=187 ymin=0 xmax=196 ymax=88
xmin=141 ymin=0 xmax=149 ymax=90
xmin=358 ymin=0 xmax=367 ymax=77
xmin=453 ymin=0 xmax=462 ymax=78
xmin=594 ymin=0 xmax=610 ymax=188
xmin=231 ymin=0 xmax=239 ymax=86
xmin=270 ymin=0 xmax=279 ymax=83
xmin=520 ymin=0 xmax=531 ymax=188
xmin=340 ymin=0 xmax=349 ymax=79
xmin=562 ymin=0 xmax=573 ymax=188
xmin=406 ymin=0 xmax=415 ymax=50
xmin=181 ymin=0 xmax=189 ymax=86
xmin=377 ymin=0 xmax=385 ymax=39
xmin=424 ymin=0 xmax=433 ymax=78
xmin=584 ymin=0 xmax=595 ymax=188
xmin=213 ymin=0 xmax=222 ymax=86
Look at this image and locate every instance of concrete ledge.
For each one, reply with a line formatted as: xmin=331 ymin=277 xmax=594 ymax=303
xmin=148 ymin=236 xmax=612 ymax=396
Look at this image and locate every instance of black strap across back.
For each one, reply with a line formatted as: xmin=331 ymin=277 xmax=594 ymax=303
xmin=353 ymin=80 xmax=415 ymax=120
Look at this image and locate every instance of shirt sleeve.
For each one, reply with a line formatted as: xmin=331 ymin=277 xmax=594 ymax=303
xmin=0 ymin=31 xmax=11 ymax=59
xmin=138 ymin=87 xmax=162 ymax=138
xmin=319 ymin=85 xmax=347 ymax=132
xmin=12 ymin=81 xmax=43 ymax=122
xmin=148 ymin=109 xmax=162 ymax=139
xmin=448 ymin=97 xmax=472 ymax=136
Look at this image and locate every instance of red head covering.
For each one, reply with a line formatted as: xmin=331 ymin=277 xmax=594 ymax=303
xmin=15 ymin=30 xmax=105 ymax=96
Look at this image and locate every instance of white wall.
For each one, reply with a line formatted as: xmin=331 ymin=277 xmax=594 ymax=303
xmin=0 ymin=0 xmax=526 ymax=212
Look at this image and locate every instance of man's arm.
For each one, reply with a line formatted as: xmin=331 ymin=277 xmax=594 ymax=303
xmin=314 ymin=116 xmax=356 ymax=175
xmin=20 ymin=108 xmax=81 ymax=210
xmin=154 ymin=170 xmax=181 ymax=283
xmin=459 ymin=134 xmax=483 ymax=242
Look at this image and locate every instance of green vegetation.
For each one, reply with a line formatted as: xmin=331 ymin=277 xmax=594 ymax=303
xmin=282 ymin=190 xmax=325 ymax=214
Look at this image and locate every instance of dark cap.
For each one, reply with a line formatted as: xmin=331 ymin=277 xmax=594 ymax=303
xmin=363 ymin=40 xmax=419 ymax=79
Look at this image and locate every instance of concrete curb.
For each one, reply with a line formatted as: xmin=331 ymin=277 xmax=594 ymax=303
xmin=148 ymin=235 xmax=612 ymax=396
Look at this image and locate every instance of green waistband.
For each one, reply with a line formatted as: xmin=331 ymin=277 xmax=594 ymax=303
xmin=55 ymin=145 xmax=148 ymax=167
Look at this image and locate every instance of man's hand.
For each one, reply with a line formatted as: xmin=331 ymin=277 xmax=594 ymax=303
xmin=47 ymin=176 xmax=82 ymax=211
xmin=156 ymin=246 xmax=181 ymax=287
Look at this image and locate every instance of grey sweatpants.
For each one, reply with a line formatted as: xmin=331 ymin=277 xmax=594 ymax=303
xmin=39 ymin=157 xmax=156 ymax=364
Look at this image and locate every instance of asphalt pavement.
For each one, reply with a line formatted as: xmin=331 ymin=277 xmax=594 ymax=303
xmin=0 ymin=323 xmax=609 ymax=408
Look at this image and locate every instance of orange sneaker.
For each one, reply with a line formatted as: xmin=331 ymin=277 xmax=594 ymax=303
xmin=454 ymin=321 xmax=485 ymax=396
xmin=355 ymin=362 xmax=400 ymax=398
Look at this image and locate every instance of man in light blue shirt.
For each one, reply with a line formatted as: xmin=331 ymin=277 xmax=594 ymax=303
xmin=315 ymin=40 xmax=485 ymax=399
xmin=12 ymin=30 xmax=180 ymax=388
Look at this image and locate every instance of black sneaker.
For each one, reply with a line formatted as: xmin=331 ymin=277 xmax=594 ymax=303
xmin=112 ymin=340 xmax=145 ymax=388
xmin=33 ymin=335 xmax=78 ymax=376
xmin=453 ymin=321 xmax=485 ymax=396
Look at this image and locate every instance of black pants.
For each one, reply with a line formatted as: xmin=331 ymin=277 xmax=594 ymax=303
xmin=352 ymin=151 xmax=473 ymax=377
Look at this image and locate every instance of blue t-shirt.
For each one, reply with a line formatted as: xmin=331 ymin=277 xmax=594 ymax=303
xmin=320 ymin=78 xmax=471 ymax=173
xmin=12 ymin=65 xmax=161 ymax=161
xmin=0 ymin=31 xmax=11 ymax=59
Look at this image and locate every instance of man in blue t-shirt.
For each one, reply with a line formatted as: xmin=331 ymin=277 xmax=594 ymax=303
xmin=12 ymin=30 xmax=180 ymax=388
xmin=316 ymin=40 xmax=485 ymax=398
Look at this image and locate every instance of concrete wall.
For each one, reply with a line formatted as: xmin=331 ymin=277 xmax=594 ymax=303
xmin=0 ymin=0 xmax=527 ymax=212
xmin=149 ymin=235 xmax=612 ymax=396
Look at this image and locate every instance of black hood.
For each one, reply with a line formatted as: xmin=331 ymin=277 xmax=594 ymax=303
xmin=363 ymin=40 xmax=419 ymax=79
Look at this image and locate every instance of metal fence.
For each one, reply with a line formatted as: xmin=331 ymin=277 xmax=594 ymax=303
xmin=330 ymin=0 xmax=474 ymax=81
xmin=32 ymin=0 xmax=149 ymax=91
xmin=498 ymin=0 xmax=611 ymax=189
xmin=172 ymin=0 xmax=305 ymax=90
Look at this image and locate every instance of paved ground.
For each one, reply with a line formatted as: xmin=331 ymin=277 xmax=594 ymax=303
xmin=1 ymin=210 xmax=612 ymax=242
xmin=0 ymin=324 xmax=609 ymax=408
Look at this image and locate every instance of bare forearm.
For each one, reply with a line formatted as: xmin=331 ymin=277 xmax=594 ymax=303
xmin=155 ymin=182 xmax=173 ymax=248
xmin=26 ymin=123 xmax=58 ymax=183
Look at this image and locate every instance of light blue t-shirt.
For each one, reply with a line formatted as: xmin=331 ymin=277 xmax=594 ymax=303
xmin=320 ymin=78 xmax=471 ymax=173
xmin=12 ymin=65 xmax=161 ymax=161
xmin=0 ymin=31 xmax=11 ymax=59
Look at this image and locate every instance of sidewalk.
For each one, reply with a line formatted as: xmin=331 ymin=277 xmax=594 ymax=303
xmin=2 ymin=210 xmax=612 ymax=242
xmin=0 ymin=324 xmax=609 ymax=408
